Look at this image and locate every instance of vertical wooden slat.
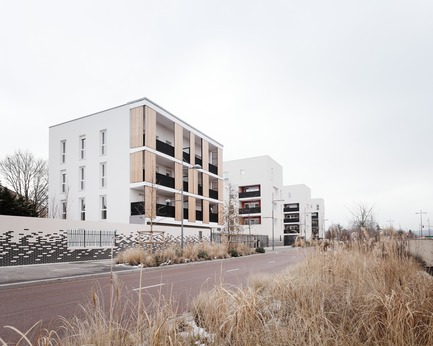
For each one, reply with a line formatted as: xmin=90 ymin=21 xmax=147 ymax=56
xmin=145 ymin=106 xmax=156 ymax=150
xmin=202 ymin=139 xmax=209 ymax=171
xmin=217 ymin=147 xmax=223 ymax=177
xmin=130 ymin=107 xmax=143 ymax=148
xmin=130 ymin=151 xmax=143 ymax=183
xmin=174 ymin=123 xmax=183 ymax=160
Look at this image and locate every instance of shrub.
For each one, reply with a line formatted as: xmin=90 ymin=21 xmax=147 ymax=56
xmin=197 ymin=250 xmax=210 ymax=260
xmin=229 ymin=248 xmax=239 ymax=257
xmin=255 ymin=247 xmax=265 ymax=253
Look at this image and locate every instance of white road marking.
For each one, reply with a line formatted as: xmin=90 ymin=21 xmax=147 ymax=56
xmin=268 ymin=261 xmax=276 ymax=264
xmin=226 ymin=268 xmax=239 ymax=273
xmin=133 ymin=283 xmax=165 ymax=291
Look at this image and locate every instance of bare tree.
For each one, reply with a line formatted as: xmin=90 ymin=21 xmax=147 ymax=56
xmin=0 ymin=150 xmax=48 ymax=217
xmin=349 ymin=202 xmax=378 ymax=237
xmin=223 ymin=182 xmax=243 ymax=243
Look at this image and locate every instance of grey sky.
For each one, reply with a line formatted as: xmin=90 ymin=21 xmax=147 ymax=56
xmin=1 ymin=0 xmax=432 ymax=231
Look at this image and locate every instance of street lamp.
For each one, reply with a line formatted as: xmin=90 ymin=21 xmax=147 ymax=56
xmin=180 ymin=164 xmax=201 ymax=251
xmin=271 ymin=198 xmax=284 ymax=251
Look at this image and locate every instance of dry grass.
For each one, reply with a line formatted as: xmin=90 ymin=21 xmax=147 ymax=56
xmin=4 ymin=237 xmax=433 ymax=345
xmin=116 ymin=242 xmax=248 ymax=267
xmin=191 ymin=238 xmax=433 ymax=345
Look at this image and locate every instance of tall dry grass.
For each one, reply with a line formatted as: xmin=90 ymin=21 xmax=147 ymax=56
xmin=3 ymin=237 xmax=433 ymax=345
xmin=191 ymin=238 xmax=433 ymax=345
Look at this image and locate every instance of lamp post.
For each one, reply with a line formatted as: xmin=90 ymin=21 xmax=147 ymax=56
xmin=180 ymin=164 xmax=201 ymax=251
xmin=416 ymin=210 xmax=427 ymax=237
xmin=271 ymin=197 xmax=284 ymax=251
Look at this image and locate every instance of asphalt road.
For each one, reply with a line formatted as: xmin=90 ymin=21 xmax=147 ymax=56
xmin=0 ymin=247 xmax=309 ymax=344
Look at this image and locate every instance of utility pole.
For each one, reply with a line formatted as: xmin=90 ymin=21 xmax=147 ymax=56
xmin=415 ymin=210 xmax=427 ymax=237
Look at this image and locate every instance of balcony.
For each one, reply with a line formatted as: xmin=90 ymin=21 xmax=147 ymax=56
xmin=209 ymin=189 xmax=218 ymax=199
xmin=210 ymin=212 xmax=218 ymax=223
xmin=198 ymin=185 xmax=203 ymax=195
xmin=156 ymin=204 xmax=175 ymax=218
xmin=209 ymin=163 xmax=218 ymax=175
xmin=196 ymin=210 xmax=203 ymax=221
xmin=284 ymin=217 xmax=300 ymax=223
xmin=156 ymin=172 xmax=175 ymax=189
xmin=131 ymin=202 xmax=144 ymax=216
xmin=239 ymin=190 xmax=260 ymax=199
xmin=239 ymin=207 xmax=261 ymax=215
xmin=195 ymin=156 xmax=202 ymax=166
xmin=284 ymin=205 xmax=299 ymax=212
xmin=156 ymin=139 xmax=175 ymax=157
xmin=183 ymin=151 xmax=190 ymax=163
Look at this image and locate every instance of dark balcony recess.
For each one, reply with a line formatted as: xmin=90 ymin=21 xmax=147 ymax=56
xmin=284 ymin=206 xmax=300 ymax=212
xmin=195 ymin=156 xmax=202 ymax=166
xmin=183 ymin=181 xmax=189 ymax=192
xmin=284 ymin=217 xmax=300 ymax=223
xmin=239 ymin=207 xmax=261 ymax=215
xmin=156 ymin=139 xmax=175 ymax=157
xmin=156 ymin=204 xmax=175 ymax=218
xmin=239 ymin=191 xmax=261 ymax=199
xmin=131 ymin=202 xmax=144 ymax=216
xmin=198 ymin=185 xmax=203 ymax=195
xmin=196 ymin=210 xmax=203 ymax=221
xmin=209 ymin=189 xmax=218 ymax=199
xmin=210 ymin=213 xmax=218 ymax=223
xmin=183 ymin=152 xmax=190 ymax=163
xmin=156 ymin=172 xmax=175 ymax=188
xmin=208 ymin=163 xmax=218 ymax=175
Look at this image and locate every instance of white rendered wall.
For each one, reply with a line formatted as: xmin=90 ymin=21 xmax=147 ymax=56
xmin=49 ymin=104 xmax=131 ymax=223
xmin=311 ymin=198 xmax=325 ymax=237
xmin=282 ymin=184 xmax=313 ymax=239
xmin=223 ymin=156 xmax=284 ymax=241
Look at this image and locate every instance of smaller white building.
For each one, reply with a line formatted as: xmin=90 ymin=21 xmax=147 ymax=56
xmin=224 ymin=156 xmax=325 ymax=246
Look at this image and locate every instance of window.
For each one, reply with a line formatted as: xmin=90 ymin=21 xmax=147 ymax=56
xmin=100 ymin=195 xmax=107 ymax=219
xmin=79 ymin=198 xmax=85 ymax=221
xmin=79 ymin=166 xmax=85 ymax=190
xmin=79 ymin=136 xmax=86 ymax=160
xmin=61 ymin=170 xmax=67 ymax=193
xmin=60 ymin=140 xmax=66 ymax=163
xmin=100 ymin=162 xmax=107 ymax=188
xmin=100 ymin=130 xmax=107 ymax=155
xmin=316 ymin=204 xmax=320 ymax=211
xmin=61 ymin=200 xmax=67 ymax=219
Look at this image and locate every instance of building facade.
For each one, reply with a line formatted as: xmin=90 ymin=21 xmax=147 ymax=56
xmin=223 ymin=156 xmax=284 ymax=245
xmin=224 ymin=156 xmax=325 ymax=246
xmin=49 ymin=98 xmax=224 ymax=237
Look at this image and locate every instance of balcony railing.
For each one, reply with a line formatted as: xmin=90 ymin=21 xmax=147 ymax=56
xmin=239 ymin=207 xmax=261 ymax=215
xmin=284 ymin=217 xmax=300 ymax=223
xmin=284 ymin=206 xmax=299 ymax=212
xmin=156 ymin=139 xmax=175 ymax=157
xmin=156 ymin=172 xmax=175 ymax=189
xmin=209 ymin=163 xmax=218 ymax=175
xmin=210 ymin=213 xmax=218 ymax=223
xmin=209 ymin=189 xmax=218 ymax=199
xmin=131 ymin=202 xmax=144 ymax=216
xmin=156 ymin=204 xmax=175 ymax=218
xmin=183 ymin=151 xmax=190 ymax=163
xmin=196 ymin=210 xmax=203 ymax=221
xmin=239 ymin=190 xmax=260 ymax=199
xmin=195 ymin=156 xmax=202 ymax=166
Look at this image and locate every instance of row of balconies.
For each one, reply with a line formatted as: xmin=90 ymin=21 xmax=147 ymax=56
xmin=144 ymin=136 xmax=218 ymax=175
xmin=239 ymin=207 xmax=261 ymax=215
xmin=238 ymin=190 xmax=261 ymax=199
xmin=130 ymin=202 xmax=219 ymax=222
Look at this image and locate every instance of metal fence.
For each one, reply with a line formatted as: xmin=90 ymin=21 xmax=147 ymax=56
xmin=67 ymin=229 xmax=116 ymax=248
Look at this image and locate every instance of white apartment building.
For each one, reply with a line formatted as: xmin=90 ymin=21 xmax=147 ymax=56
xmin=49 ymin=98 xmax=224 ymax=237
xmin=282 ymin=185 xmax=325 ymax=244
xmin=224 ymin=156 xmax=325 ymax=246
xmin=223 ymin=156 xmax=284 ymax=246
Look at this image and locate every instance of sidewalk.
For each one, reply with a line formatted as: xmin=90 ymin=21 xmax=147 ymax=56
xmin=0 ymin=246 xmax=292 ymax=287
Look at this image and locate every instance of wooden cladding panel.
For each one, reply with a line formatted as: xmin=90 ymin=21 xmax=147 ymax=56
xmin=188 ymin=196 xmax=196 ymax=222
xmin=144 ymin=106 xmax=156 ymax=150
xmin=189 ymin=133 xmax=195 ymax=164
xmin=202 ymin=172 xmax=209 ymax=198
xmin=174 ymin=123 xmax=183 ymax=160
xmin=217 ymin=148 xmax=223 ymax=176
xmin=144 ymin=151 xmax=156 ymax=183
xmin=130 ymin=107 xmax=143 ymax=148
xmin=130 ymin=151 xmax=143 ymax=183
xmin=202 ymin=199 xmax=209 ymax=224
xmin=202 ymin=139 xmax=209 ymax=170
xmin=218 ymin=179 xmax=224 ymax=202
xmin=218 ymin=202 xmax=224 ymax=225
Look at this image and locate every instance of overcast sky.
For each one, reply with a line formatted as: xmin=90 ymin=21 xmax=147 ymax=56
xmin=1 ymin=0 xmax=432 ymax=231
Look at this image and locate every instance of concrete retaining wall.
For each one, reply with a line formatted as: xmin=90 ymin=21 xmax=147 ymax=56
xmin=408 ymin=239 xmax=433 ymax=267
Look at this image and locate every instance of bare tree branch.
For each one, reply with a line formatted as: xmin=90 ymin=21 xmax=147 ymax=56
xmin=0 ymin=150 xmax=48 ymax=217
